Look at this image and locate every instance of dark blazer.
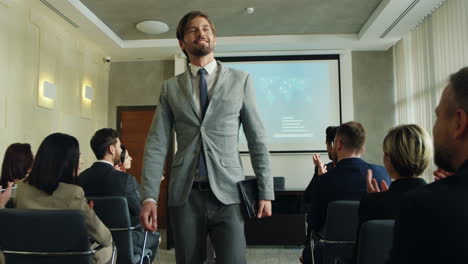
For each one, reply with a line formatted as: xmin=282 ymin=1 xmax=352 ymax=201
xmin=78 ymin=162 xmax=141 ymax=223
xmin=304 ymin=157 xmax=390 ymax=232
xmin=359 ymin=177 xmax=427 ymax=226
xmin=304 ymin=162 xmax=335 ymax=204
xmin=388 ymin=161 xmax=468 ymax=264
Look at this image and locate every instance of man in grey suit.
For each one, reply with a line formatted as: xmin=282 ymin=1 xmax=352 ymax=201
xmin=140 ymin=11 xmax=274 ymax=264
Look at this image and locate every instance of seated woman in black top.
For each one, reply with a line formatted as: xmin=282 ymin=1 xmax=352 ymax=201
xmin=359 ymin=124 xmax=432 ymax=225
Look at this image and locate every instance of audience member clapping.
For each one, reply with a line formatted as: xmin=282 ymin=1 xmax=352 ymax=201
xmin=0 ymin=143 xmax=33 ymax=189
xmin=388 ymin=66 xmax=468 ymax=263
xmin=302 ymin=121 xmax=390 ymax=264
xmin=359 ymin=124 xmax=431 ymax=231
xmin=0 ymin=143 xmax=34 ymax=207
xmin=311 ymin=126 xmax=338 ymax=176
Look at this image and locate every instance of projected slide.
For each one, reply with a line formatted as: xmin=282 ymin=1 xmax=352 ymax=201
xmin=224 ymin=58 xmax=341 ymax=152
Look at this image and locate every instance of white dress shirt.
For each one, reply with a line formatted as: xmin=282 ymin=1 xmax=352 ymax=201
xmin=189 ymin=59 xmax=218 ymax=114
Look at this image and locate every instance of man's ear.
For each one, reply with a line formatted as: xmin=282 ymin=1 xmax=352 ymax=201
xmin=335 ymin=139 xmax=343 ymax=151
xmin=109 ymin=145 xmax=115 ymax=156
xmin=178 ymin=39 xmax=185 ymax=50
xmin=454 ymin=109 xmax=468 ymax=139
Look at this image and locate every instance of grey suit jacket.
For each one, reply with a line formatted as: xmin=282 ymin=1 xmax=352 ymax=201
xmin=142 ymin=61 xmax=274 ymax=206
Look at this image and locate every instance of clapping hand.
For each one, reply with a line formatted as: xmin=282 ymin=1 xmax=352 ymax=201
xmin=313 ymin=154 xmax=327 ymax=175
xmin=433 ymin=168 xmax=453 ymax=181
xmin=0 ymin=182 xmax=14 ymax=208
xmin=366 ymin=169 xmax=389 ymax=193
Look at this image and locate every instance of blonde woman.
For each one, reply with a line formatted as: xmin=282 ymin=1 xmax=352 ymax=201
xmin=359 ymin=124 xmax=432 ymax=224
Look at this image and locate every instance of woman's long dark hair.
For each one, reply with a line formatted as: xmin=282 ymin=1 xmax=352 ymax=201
xmin=120 ymin=144 xmax=127 ymax=164
xmin=26 ymin=133 xmax=80 ymax=195
xmin=0 ymin=143 xmax=33 ymax=187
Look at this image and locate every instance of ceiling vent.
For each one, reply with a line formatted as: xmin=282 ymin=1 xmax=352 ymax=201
xmin=40 ymin=0 xmax=79 ymax=28
xmin=380 ymin=0 xmax=420 ymax=38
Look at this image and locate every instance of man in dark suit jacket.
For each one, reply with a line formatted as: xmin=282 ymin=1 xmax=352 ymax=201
xmin=302 ymin=121 xmax=390 ymax=264
xmin=79 ymin=128 xmax=141 ymax=223
xmin=78 ymin=128 xmax=158 ymax=260
xmin=388 ymin=67 xmax=468 ymax=264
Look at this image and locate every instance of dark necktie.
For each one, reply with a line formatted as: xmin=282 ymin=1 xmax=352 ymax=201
xmin=198 ymin=68 xmax=208 ymax=178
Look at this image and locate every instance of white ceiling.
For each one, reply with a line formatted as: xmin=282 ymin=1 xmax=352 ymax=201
xmin=44 ymin=0 xmax=446 ymax=62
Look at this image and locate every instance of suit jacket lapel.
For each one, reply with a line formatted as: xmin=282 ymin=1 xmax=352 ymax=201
xmin=206 ymin=61 xmax=229 ymax=117
xmin=178 ymin=70 xmax=201 ymax=120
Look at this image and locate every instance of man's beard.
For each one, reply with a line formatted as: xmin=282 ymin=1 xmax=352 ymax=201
xmin=113 ymin=153 xmax=121 ymax=166
xmin=434 ymin=144 xmax=455 ymax=173
xmin=187 ymin=43 xmax=214 ymax=57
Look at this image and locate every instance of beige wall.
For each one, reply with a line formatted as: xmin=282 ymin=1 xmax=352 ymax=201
xmin=0 ymin=0 xmax=109 ymax=169
xmin=108 ymin=60 xmax=174 ymax=129
xmin=352 ymin=50 xmax=395 ymax=166
xmin=107 ymin=52 xmax=395 ymax=188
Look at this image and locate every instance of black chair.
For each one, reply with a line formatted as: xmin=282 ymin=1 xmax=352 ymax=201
xmin=0 ymin=209 xmax=96 ymax=264
xmin=88 ymin=196 xmax=159 ymax=264
xmin=318 ymin=200 xmax=360 ymax=264
xmin=356 ymin=220 xmax=395 ymax=264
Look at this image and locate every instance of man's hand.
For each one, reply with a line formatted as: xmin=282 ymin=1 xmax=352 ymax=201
xmin=140 ymin=201 xmax=158 ymax=231
xmin=366 ymin=169 xmax=389 ymax=193
xmin=257 ymin=200 xmax=272 ymax=218
xmin=433 ymin=168 xmax=453 ymax=181
xmin=312 ymin=154 xmax=327 ymax=175
xmin=88 ymin=200 xmax=94 ymax=209
xmin=0 ymin=182 xmax=14 ymax=208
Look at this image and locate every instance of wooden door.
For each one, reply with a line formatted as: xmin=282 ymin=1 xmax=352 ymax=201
xmin=117 ymin=106 xmax=172 ymax=229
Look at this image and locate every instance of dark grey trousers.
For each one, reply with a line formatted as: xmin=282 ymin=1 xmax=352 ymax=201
xmin=169 ymin=188 xmax=247 ymax=264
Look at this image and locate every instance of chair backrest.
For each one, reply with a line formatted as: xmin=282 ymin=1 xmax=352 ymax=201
xmin=323 ymin=200 xmax=360 ymax=242
xmin=88 ymin=196 xmax=138 ymax=264
xmin=357 ymin=219 xmax=395 ymax=264
xmin=0 ymin=209 xmax=93 ymax=264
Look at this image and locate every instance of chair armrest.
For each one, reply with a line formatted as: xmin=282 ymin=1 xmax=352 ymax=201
xmin=319 ymin=239 xmax=356 ymax=245
xmin=108 ymin=224 xmax=140 ymax=232
xmin=3 ymin=250 xmax=96 ymax=256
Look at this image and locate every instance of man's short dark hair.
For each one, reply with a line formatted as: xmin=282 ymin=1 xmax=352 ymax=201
xmin=176 ymin=11 xmax=216 ymax=41
xmin=336 ymin=121 xmax=366 ymax=151
xmin=449 ymin=66 xmax=468 ymax=112
xmin=90 ymin=128 xmax=120 ymax=160
xmin=325 ymin=126 xmax=338 ymax=145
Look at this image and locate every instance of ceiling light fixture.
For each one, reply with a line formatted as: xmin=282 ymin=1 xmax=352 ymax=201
xmin=136 ymin=20 xmax=169 ymax=34
xmin=244 ymin=7 xmax=255 ymax=14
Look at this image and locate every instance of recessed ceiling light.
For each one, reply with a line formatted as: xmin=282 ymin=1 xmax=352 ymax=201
xmin=244 ymin=7 xmax=255 ymax=14
xmin=136 ymin=20 xmax=169 ymax=34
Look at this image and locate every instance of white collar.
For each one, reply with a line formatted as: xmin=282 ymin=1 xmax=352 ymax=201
xmin=189 ymin=59 xmax=217 ymax=77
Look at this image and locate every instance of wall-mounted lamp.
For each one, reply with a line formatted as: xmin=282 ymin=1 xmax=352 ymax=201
xmin=84 ymin=85 xmax=94 ymax=100
xmin=43 ymin=81 xmax=57 ymax=99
